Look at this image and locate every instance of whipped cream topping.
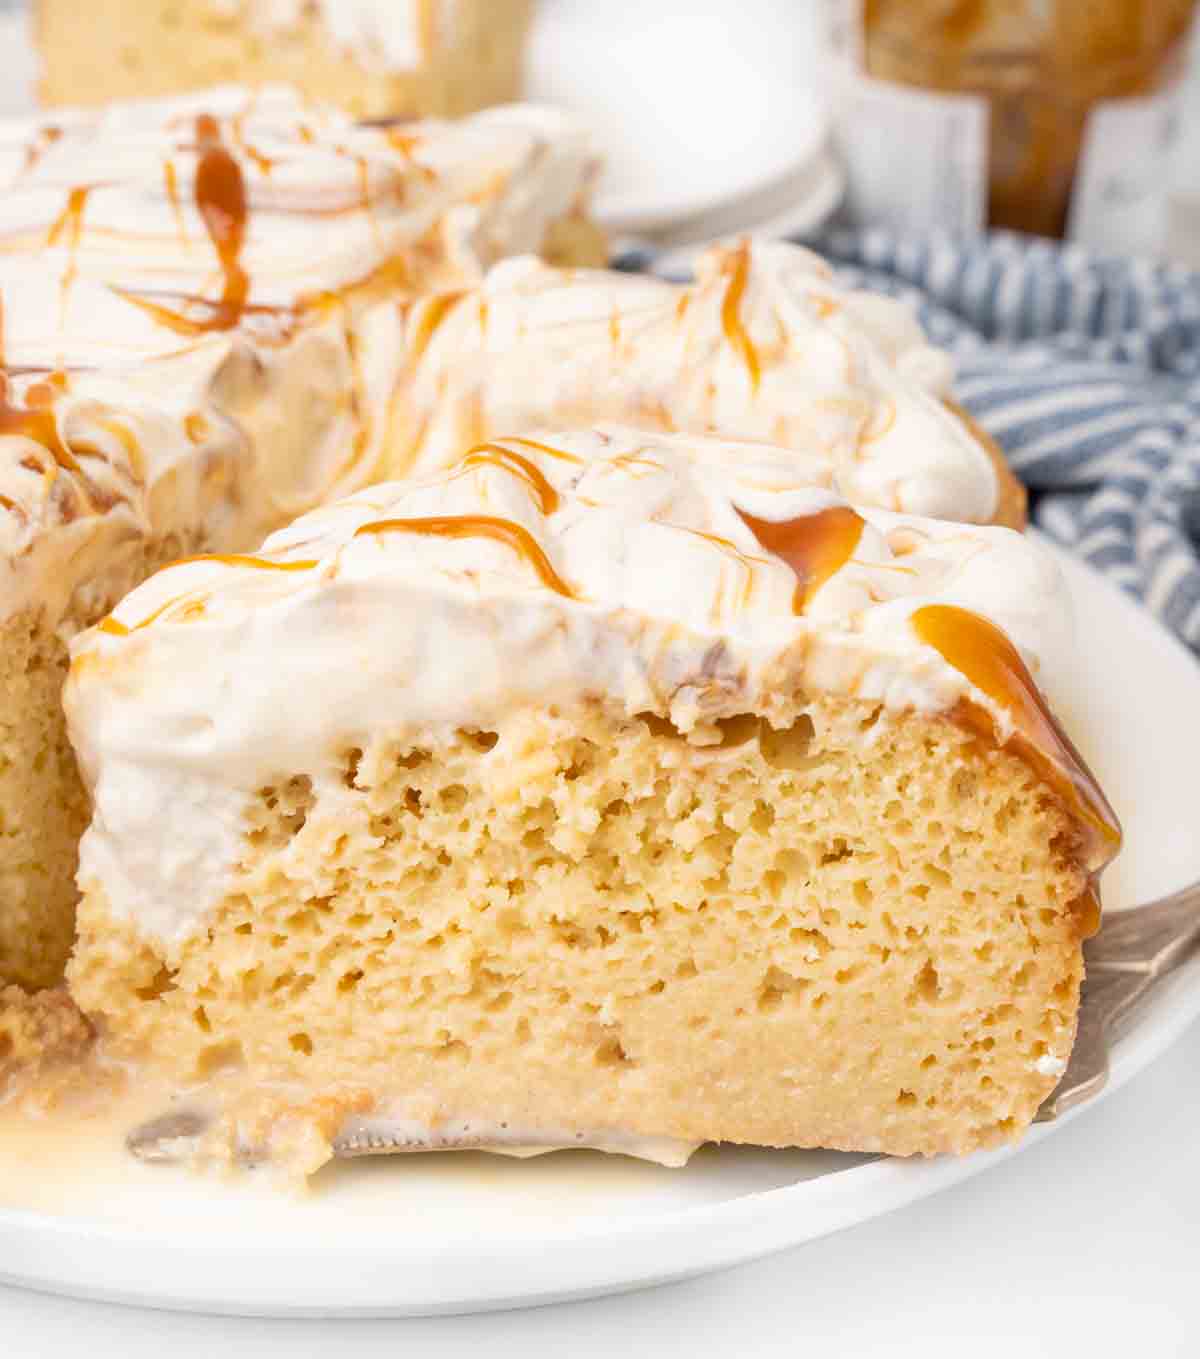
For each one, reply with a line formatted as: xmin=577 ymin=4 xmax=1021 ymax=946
xmin=1 ymin=86 xmax=595 ymax=321
xmin=68 ymin=426 xmax=1111 ymax=949
xmin=388 ymin=241 xmax=999 ymax=523
xmin=0 ymin=85 xmax=596 ymax=633
xmin=208 ymin=1 xmax=459 ymax=73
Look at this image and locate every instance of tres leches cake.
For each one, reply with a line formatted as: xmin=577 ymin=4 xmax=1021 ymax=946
xmin=65 ymin=427 xmax=1120 ymax=1175
xmin=0 ymin=84 xmax=599 ymax=991
xmin=385 ymin=241 xmax=1027 ymax=529
xmin=36 ymin=1 xmax=536 ymax=121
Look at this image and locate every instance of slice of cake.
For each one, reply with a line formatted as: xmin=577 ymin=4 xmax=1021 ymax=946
xmin=385 ymin=241 xmax=1026 ymax=528
xmin=36 ymin=1 xmax=535 ymax=121
xmin=0 ymin=84 xmax=598 ymax=991
xmin=65 ymin=426 xmax=1119 ymax=1174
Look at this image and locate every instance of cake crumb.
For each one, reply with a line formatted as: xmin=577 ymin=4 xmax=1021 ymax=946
xmin=0 ymin=985 xmax=94 ymax=1096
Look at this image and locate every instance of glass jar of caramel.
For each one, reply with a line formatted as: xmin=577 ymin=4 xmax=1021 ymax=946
xmin=826 ymin=0 xmax=1197 ymax=242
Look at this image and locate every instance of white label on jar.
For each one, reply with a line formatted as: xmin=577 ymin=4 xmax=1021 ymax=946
xmin=1069 ymin=82 xmax=1185 ymax=258
xmin=822 ymin=0 xmax=989 ymax=236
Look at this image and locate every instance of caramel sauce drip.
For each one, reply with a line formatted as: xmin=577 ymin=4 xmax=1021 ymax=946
xmin=1072 ymin=883 xmax=1103 ymax=940
xmin=736 ymin=505 xmax=865 ymax=612
xmin=459 ymin=443 xmax=560 ymax=516
xmin=121 ymin=115 xmax=251 ymax=337
xmin=354 ymin=515 xmax=576 ymax=598
xmin=911 ymin=604 xmax=1121 ymax=878
xmin=192 ymin=114 xmax=250 ymax=329
xmin=719 ymin=240 xmax=761 ymax=394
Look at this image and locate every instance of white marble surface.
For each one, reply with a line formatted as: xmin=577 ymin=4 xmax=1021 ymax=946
xmin=2 ymin=1017 xmax=1196 ymax=1354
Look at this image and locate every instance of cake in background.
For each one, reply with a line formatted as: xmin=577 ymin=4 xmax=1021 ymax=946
xmin=0 ymin=82 xmax=598 ymax=992
xmin=386 ymin=240 xmax=1026 ymax=529
xmin=65 ymin=426 xmax=1118 ymax=1176
xmin=35 ymin=1 xmax=536 ymax=120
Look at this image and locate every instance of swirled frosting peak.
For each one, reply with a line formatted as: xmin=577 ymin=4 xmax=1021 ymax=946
xmin=386 ymin=240 xmax=1008 ymax=525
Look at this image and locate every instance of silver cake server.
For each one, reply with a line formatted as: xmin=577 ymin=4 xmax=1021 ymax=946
xmin=1037 ymin=879 xmax=1200 ymax=1121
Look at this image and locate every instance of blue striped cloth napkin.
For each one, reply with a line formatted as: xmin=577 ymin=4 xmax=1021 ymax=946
xmin=627 ymin=228 xmax=1200 ymax=653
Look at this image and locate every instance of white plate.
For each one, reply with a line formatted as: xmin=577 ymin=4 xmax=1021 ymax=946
xmin=1 ymin=540 xmax=1198 ymax=1318
xmin=527 ymin=0 xmax=832 ymax=232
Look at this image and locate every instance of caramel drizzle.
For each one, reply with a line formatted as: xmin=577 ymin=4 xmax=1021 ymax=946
xmin=184 ymin=412 xmax=210 ymax=444
xmin=911 ymin=604 xmax=1121 ymax=875
xmin=92 ymin=414 xmax=144 ymax=482
xmin=354 ymin=153 xmax=372 ymax=210
xmin=458 ymin=443 xmax=561 ymax=516
xmin=45 ymin=185 xmax=91 ymax=315
xmin=229 ymin=93 xmax=275 ymax=177
xmin=506 ymin=436 xmax=585 ymax=466
xmin=98 ymin=555 xmax=318 ymax=636
xmin=719 ymin=240 xmax=761 ymax=394
xmin=297 ymin=249 xmax=413 ymax=320
xmin=170 ymin=552 xmax=318 ymax=573
xmin=811 ymin=294 xmax=839 ymax=320
xmin=736 ymin=505 xmax=865 ymax=613
xmin=354 ymin=515 xmax=575 ymax=598
xmin=163 ymin=160 xmax=189 ymax=245
xmin=241 ymin=143 xmax=275 ymax=177
xmin=45 ymin=185 xmax=90 ymax=250
xmin=98 ymin=596 xmax=187 ymax=637
xmin=680 ymin=527 xmax=757 ymax=615
xmin=0 ymin=368 xmax=79 ymax=474
xmin=119 ymin=114 xmax=251 ymax=337
xmin=22 ymin=124 xmax=62 ymax=176
xmin=408 ymin=290 xmax=465 ymax=363
xmin=371 ymin=124 xmax=436 ymax=189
